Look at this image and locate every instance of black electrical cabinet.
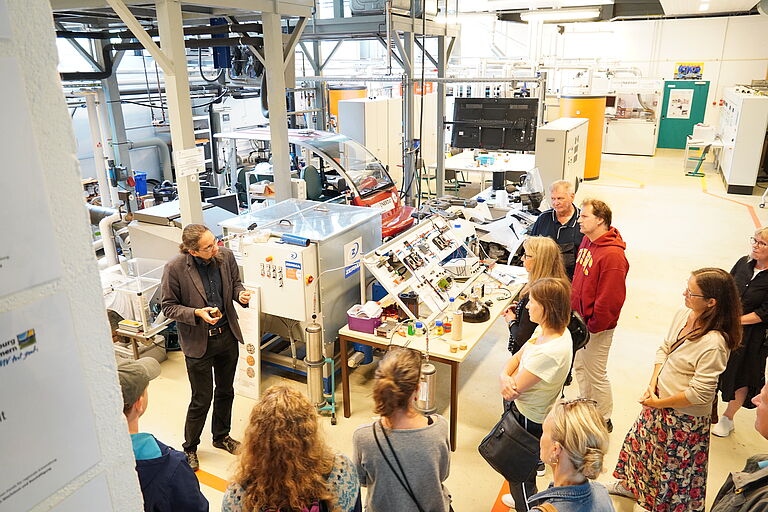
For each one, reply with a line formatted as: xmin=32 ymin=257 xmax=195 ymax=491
xmin=450 ymin=98 xmax=538 ymax=151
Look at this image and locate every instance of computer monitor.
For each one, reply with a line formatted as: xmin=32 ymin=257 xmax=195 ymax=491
xmin=206 ymin=193 xmax=239 ymax=215
xmin=200 ymin=185 xmax=219 ymax=200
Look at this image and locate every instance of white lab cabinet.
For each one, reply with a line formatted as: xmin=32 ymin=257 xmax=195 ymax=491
xmin=718 ymin=87 xmax=768 ymax=194
xmin=603 ymin=119 xmax=658 ymax=156
xmin=534 ymin=117 xmax=588 ymax=190
xmin=338 ymin=94 xmax=438 ymax=187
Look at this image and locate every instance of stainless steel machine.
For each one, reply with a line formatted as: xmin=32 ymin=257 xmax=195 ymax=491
xmin=220 ymin=199 xmax=382 ymax=395
xmin=127 ymin=200 xmax=237 ymax=260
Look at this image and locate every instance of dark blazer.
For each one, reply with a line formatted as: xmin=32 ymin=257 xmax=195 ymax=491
xmin=161 ymin=247 xmax=246 ymax=358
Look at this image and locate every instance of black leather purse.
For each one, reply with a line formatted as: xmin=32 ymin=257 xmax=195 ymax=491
xmin=478 ymin=404 xmax=540 ymax=482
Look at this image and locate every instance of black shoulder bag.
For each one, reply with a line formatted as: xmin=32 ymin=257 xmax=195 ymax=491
xmin=478 ymin=402 xmax=540 ymax=483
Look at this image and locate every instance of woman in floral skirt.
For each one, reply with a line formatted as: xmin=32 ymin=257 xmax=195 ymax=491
xmin=609 ymin=268 xmax=742 ymax=512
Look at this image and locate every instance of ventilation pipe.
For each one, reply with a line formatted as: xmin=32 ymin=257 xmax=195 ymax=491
xmin=87 ymin=205 xmax=122 ymax=266
xmin=128 ymin=138 xmax=173 ymax=182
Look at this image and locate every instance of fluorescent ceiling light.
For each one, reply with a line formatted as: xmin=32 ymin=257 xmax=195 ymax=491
xmin=698 ymin=2 xmax=710 ymax=10
xmin=519 ymin=7 xmax=601 ymax=21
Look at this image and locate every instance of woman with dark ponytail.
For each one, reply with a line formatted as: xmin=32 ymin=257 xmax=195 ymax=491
xmin=352 ymin=347 xmax=451 ymax=512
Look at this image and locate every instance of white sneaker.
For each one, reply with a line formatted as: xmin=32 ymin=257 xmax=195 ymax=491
xmin=712 ymin=415 xmax=735 ymax=437
xmin=501 ymin=493 xmax=515 ymax=508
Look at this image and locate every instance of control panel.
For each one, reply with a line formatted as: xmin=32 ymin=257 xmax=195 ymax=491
xmin=240 ymin=237 xmax=319 ymax=322
xmin=363 ymin=216 xmax=484 ymax=322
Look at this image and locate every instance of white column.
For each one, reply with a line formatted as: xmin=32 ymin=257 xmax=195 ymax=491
xmin=84 ymin=92 xmax=113 ymax=208
xmin=262 ymin=12 xmax=293 ymax=202
xmin=156 ymin=0 xmax=202 ymax=225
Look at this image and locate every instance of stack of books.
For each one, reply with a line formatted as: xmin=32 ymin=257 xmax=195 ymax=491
xmin=118 ymin=319 xmax=142 ymax=333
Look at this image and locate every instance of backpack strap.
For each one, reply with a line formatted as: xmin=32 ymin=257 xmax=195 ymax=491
xmin=532 ymin=504 xmax=559 ymax=512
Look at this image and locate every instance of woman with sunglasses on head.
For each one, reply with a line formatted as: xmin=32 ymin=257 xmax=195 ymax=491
xmin=498 ymin=277 xmax=574 ymax=511
xmin=352 ymin=347 xmax=451 ymax=512
xmin=504 ymin=236 xmax=569 ymax=355
xmin=712 ymin=228 xmax=768 ymax=437
xmin=527 ymin=399 xmax=614 ymax=512
xmin=610 ymin=268 xmax=742 ymax=512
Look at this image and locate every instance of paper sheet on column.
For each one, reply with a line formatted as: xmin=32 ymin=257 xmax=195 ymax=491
xmin=0 ymin=57 xmax=62 ymax=297
xmin=0 ymin=294 xmax=101 ymax=511
xmin=49 ymin=475 xmax=112 ymax=511
xmin=0 ymin=1 xmax=10 ymax=39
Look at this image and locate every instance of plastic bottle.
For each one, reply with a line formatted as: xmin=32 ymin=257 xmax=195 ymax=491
xmin=435 ymin=321 xmax=444 ymax=336
xmin=443 ymin=318 xmax=452 ymax=333
xmin=415 ymin=321 xmax=424 ymax=336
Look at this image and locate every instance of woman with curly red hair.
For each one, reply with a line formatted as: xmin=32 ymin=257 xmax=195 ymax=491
xmin=223 ymin=385 xmax=360 ymax=512
xmin=609 ymin=268 xmax=742 ymax=511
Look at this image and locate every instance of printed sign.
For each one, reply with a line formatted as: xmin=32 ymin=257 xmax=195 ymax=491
xmin=667 ymin=88 xmax=694 ymax=119
xmin=0 ymin=57 xmax=62 ymax=297
xmin=285 ymin=260 xmax=302 ymax=280
xmin=174 ymin=146 xmax=206 ymax=178
xmin=344 ymin=238 xmax=363 ymax=279
xmin=0 ymin=294 xmax=101 ymax=511
xmin=674 ymin=63 xmax=704 ymax=80
xmin=371 ymin=197 xmax=395 ymax=213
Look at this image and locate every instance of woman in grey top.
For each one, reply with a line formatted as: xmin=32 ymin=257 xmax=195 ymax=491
xmin=352 ymin=347 xmax=451 ymax=512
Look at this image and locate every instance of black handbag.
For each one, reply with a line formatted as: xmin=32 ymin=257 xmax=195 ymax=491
xmin=478 ymin=404 xmax=540 ymax=482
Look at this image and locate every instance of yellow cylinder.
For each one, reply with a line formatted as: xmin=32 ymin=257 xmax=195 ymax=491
xmin=560 ymin=95 xmax=606 ymax=180
xmin=329 ymin=86 xmax=367 ymax=118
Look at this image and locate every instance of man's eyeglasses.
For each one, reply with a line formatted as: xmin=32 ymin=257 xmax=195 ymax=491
xmin=684 ymin=288 xmax=706 ymax=299
xmin=750 ymin=237 xmax=768 ymax=248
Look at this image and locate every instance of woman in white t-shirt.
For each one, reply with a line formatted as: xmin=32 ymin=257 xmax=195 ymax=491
xmin=497 ymin=277 xmax=574 ymax=512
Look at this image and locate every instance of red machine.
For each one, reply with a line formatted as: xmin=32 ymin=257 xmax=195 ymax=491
xmin=215 ymin=128 xmax=414 ymax=238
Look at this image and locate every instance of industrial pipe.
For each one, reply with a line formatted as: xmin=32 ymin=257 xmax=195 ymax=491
xmin=87 ymin=204 xmax=119 ymax=225
xmin=99 ymin=210 xmax=122 ymax=266
xmin=304 ymin=320 xmax=327 ymax=408
xmin=128 ymin=137 xmax=173 ymax=182
xmin=82 ymin=92 xmax=113 ymax=208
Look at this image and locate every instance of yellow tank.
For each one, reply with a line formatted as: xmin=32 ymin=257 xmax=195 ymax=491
xmin=560 ymin=95 xmax=606 ymax=180
xmin=329 ymin=86 xmax=367 ymax=118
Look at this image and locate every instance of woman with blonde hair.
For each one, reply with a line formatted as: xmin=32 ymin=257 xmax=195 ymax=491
xmin=504 ymin=236 xmax=569 ymax=355
xmin=498 ymin=277 xmax=574 ymax=511
xmin=353 ymin=347 xmax=451 ymax=512
xmin=528 ymin=399 xmax=614 ymax=511
xmin=610 ymin=268 xmax=742 ymax=511
xmin=222 ymin=385 xmax=360 ymax=512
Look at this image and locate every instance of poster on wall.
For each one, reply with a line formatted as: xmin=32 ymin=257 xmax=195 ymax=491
xmin=0 ymin=294 xmax=101 ymax=511
xmin=674 ymin=62 xmax=704 ymax=80
xmin=667 ymin=89 xmax=694 ymax=119
xmin=0 ymin=57 xmax=62 ymax=297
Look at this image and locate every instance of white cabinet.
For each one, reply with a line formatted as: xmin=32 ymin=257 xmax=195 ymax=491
xmin=534 ymin=117 xmax=588 ymax=190
xmin=338 ymin=94 xmax=438 ymax=188
xmin=718 ymin=88 xmax=768 ymax=194
xmin=603 ymin=119 xmax=657 ymax=156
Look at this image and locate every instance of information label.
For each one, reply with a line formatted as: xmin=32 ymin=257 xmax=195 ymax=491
xmin=667 ymin=88 xmax=694 ymax=119
xmin=0 ymin=57 xmax=62 ymax=297
xmin=174 ymin=146 xmax=206 ymax=178
xmin=0 ymin=294 xmax=101 ymax=511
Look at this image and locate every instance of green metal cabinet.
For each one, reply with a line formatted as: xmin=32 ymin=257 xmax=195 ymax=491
xmin=657 ymin=80 xmax=710 ymax=149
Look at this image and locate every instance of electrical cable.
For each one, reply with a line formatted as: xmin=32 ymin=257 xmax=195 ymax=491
xmin=141 ymin=51 xmax=156 ymax=120
xmin=198 ymin=47 xmax=225 ymax=83
xmin=415 ymin=5 xmax=427 ymax=211
xmin=115 ymin=88 xmax=230 ymax=110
